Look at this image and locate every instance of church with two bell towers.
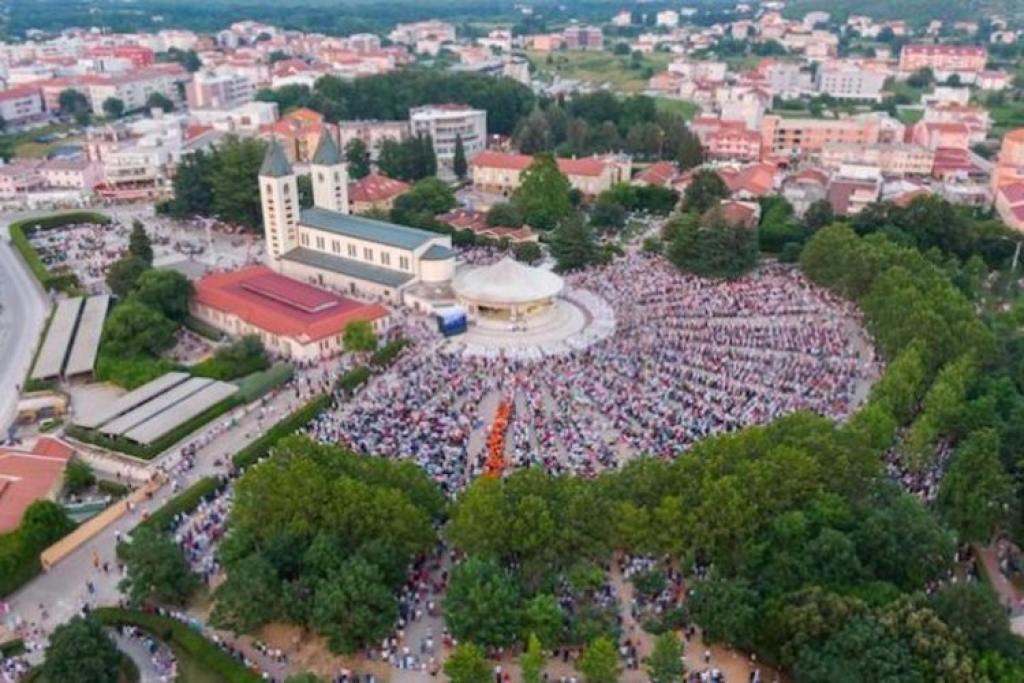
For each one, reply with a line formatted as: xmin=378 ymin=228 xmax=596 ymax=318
xmin=259 ymin=131 xmax=456 ymax=309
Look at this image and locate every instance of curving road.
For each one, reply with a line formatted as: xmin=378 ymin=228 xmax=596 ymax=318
xmin=0 ymin=232 xmax=49 ymax=436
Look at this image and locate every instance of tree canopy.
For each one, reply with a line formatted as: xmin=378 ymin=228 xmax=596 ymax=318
xmin=512 ymin=153 xmax=573 ymax=231
xmin=41 ymin=616 xmax=122 ymax=683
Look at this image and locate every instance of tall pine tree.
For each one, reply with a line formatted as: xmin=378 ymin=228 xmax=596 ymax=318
xmin=453 ymin=133 xmax=468 ymax=181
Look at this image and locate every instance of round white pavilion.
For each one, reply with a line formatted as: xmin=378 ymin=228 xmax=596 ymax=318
xmin=452 ymin=257 xmax=565 ymax=323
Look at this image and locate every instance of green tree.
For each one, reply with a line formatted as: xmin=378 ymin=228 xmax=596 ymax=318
xmin=19 ymin=500 xmax=76 ymax=547
xmin=445 ymin=557 xmax=522 ymax=649
xmin=512 ymin=153 xmax=573 ymax=231
xmin=590 ymin=201 xmax=627 ymax=232
xmin=106 ymin=255 xmax=151 ymax=298
xmin=101 ymin=97 xmax=125 ymax=119
xmin=444 ymin=642 xmax=492 ymax=683
xmin=803 ymin=199 xmax=835 ymax=232
xmin=578 ymin=636 xmax=619 ymax=683
xmin=128 ymin=220 xmax=154 ymax=265
xmin=393 ymin=177 xmax=456 ymax=215
xmin=344 ymin=139 xmax=370 ymax=180
xmin=102 ymin=300 xmax=176 ymax=357
xmin=453 ymin=133 xmax=468 ymax=180
xmin=63 ymin=460 xmax=95 ymax=495
xmin=514 ymin=107 xmax=554 ymax=154
xmin=929 ymin=582 xmax=1019 ymax=657
xmin=58 ymin=88 xmax=91 ymax=125
xmin=647 ymin=632 xmax=685 ymax=683
xmin=521 ymin=633 xmax=546 ymax=683
xmin=675 ymin=130 xmax=705 ymax=170
xmin=378 ymin=138 xmax=412 ymax=181
xmin=937 ymin=429 xmax=1015 ymax=542
xmin=41 ymin=616 xmax=121 ymax=683
xmin=523 ymin=593 xmax=565 ymax=647
xmin=343 ymin=320 xmax=378 ymax=352
xmin=487 ymin=202 xmax=525 ymax=228
xmin=145 ymin=91 xmax=174 ymax=112
xmin=513 ymin=241 xmax=543 ymax=264
xmin=667 ymin=208 xmax=758 ymax=279
xmin=130 ymin=269 xmax=192 ymax=322
xmin=119 ymin=526 xmax=200 ymax=606
xmin=311 ymin=556 xmax=397 ymax=654
xmin=682 ymin=169 xmax=729 ymax=213
xmin=549 ymin=212 xmax=599 ymax=272
xmin=210 ymin=136 xmax=267 ymax=230
xmin=211 ymin=553 xmax=284 ymax=634
xmin=166 ymin=148 xmax=214 ymax=218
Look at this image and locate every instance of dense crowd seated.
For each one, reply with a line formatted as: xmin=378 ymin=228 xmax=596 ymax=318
xmin=308 ymin=254 xmax=880 ymax=493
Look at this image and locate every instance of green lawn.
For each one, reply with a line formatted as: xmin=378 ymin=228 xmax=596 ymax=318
xmin=2 ymin=122 xmax=82 ymax=159
xmin=653 ymin=97 xmax=699 ymax=120
xmin=526 ymin=49 xmax=674 ymax=93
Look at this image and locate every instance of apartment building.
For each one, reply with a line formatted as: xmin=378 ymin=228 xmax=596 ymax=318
xmin=815 ymin=67 xmax=887 ymax=101
xmin=186 ymin=69 xmax=255 ymax=110
xmin=821 ymin=143 xmax=934 ymax=176
xmin=337 ymin=120 xmax=410 ymax=160
xmin=410 ymin=105 xmax=487 ymax=167
xmin=910 ymin=121 xmax=971 ymax=151
xmin=760 ymin=115 xmax=882 ymax=159
xmin=84 ymin=45 xmax=155 ymax=69
xmin=898 ymin=44 xmax=988 ymax=80
xmin=0 ymin=86 xmax=45 ymax=126
xmin=469 ymin=151 xmax=631 ymax=199
xmin=389 ymin=20 xmax=456 ymax=45
xmin=563 ymin=25 xmax=604 ymax=51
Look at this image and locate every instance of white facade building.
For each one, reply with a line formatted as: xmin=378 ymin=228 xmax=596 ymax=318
xmin=409 ymin=104 xmax=487 ymax=169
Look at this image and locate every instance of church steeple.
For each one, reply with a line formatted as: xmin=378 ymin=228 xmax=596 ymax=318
xmin=259 ymin=137 xmax=300 ymax=269
xmin=310 ymin=129 xmax=349 ymax=214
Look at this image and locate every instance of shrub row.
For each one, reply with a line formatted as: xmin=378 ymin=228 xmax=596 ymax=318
xmin=233 ymin=363 xmax=294 ymax=403
xmin=137 ymin=477 xmax=222 ymax=535
xmin=97 ymin=480 xmax=131 ymax=498
xmin=65 ymin=395 xmax=242 ymax=460
xmin=337 ymin=365 xmax=372 ymax=395
xmin=94 ymin=355 xmax=182 ymax=391
xmin=370 ymin=337 xmax=409 ymax=367
xmin=0 ymin=638 xmax=26 ymax=657
xmin=91 ymin=608 xmax=261 ymax=683
xmin=231 ymin=394 xmax=331 ymax=470
xmin=8 ymin=212 xmax=110 ymax=294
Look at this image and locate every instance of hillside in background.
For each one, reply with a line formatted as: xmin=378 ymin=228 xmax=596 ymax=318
xmin=783 ymin=0 xmax=1024 ymax=25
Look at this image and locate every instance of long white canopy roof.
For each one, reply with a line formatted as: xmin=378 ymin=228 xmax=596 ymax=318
xmin=453 ymin=257 xmax=564 ymax=306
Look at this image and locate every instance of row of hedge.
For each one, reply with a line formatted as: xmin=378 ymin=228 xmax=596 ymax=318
xmin=65 ymin=394 xmax=243 ymax=461
xmin=337 ymin=366 xmax=372 ymax=395
xmin=8 ymin=212 xmax=110 ymax=295
xmin=232 ymin=363 xmax=294 ymax=403
xmin=370 ymin=337 xmax=409 ymax=367
xmin=91 ymin=608 xmax=261 ymax=683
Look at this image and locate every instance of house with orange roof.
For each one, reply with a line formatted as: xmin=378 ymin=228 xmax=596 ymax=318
xmin=438 ymin=209 xmax=539 ymax=243
xmin=191 ymin=265 xmax=389 ymax=361
xmin=995 ymin=182 xmax=1024 ymax=232
xmin=0 ymin=437 xmax=74 ymax=534
xmin=469 ymin=151 xmax=632 ymax=199
xmin=261 ymin=108 xmax=337 ymax=163
xmin=718 ymin=163 xmax=779 ymax=198
xmin=349 ymin=173 xmax=411 ymax=214
xmin=633 ymin=161 xmax=679 ymax=187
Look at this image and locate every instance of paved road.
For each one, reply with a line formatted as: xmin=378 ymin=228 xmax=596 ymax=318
xmin=0 ymin=238 xmax=48 ymax=435
xmin=4 ymin=384 xmax=311 ymax=667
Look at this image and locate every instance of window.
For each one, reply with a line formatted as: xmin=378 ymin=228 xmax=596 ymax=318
xmin=332 ymin=240 xmax=340 ymax=253
xmin=381 ymin=252 xmax=391 ymax=266
xmin=300 ymin=233 xmax=309 ymax=246
xmin=318 ymin=172 xmax=324 ymax=182
xmin=399 ymin=256 xmax=410 ymax=270
xmin=364 ymin=247 xmax=374 ymax=261
xmin=347 ymin=243 xmax=357 ymax=257
xmin=316 ymin=236 xmax=325 ymax=250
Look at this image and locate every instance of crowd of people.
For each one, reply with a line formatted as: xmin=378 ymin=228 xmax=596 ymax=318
xmin=307 ymin=254 xmax=879 ymax=492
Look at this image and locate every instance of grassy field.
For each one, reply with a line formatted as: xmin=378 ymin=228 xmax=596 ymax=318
xmin=653 ymin=97 xmax=699 ymax=120
xmin=526 ymin=49 xmax=674 ymax=94
xmin=2 ymin=122 xmax=82 ymax=159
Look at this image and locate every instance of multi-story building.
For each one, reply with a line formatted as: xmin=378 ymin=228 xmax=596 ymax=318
xmin=898 ymin=44 xmax=988 ymax=81
xmin=760 ymin=115 xmax=883 ymax=159
xmin=409 ymin=105 xmax=487 ymax=168
xmin=468 ymin=151 xmax=632 ymax=199
xmin=186 ymin=69 xmax=255 ymax=110
xmin=991 ymin=128 xmax=1024 ymax=191
xmin=820 ymin=143 xmax=934 ymax=176
xmin=705 ymin=124 xmax=763 ymax=163
xmin=337 ymin=120 xmax=411 ymax=160
xmin=190 ymin=101 xmax=279 ymax=133
xmin=910 ymin=121 xmax=971 ymax=151
xmin=922 ymin=103 xmax=991 ymax=144
xmin=389 ymin=20 xmax=456 ymax=45
xmin=78 ymin=65 xmax=191 ymax=116
xmin=0 ymin=86 xmax=45 ymax=126
xmin=815 ymin=67 xmax=887 ymax=101
xmin=563 ymin=25 xmax=604 ymax=51
xmin=84 ymin=46 xmax=156 ymax=70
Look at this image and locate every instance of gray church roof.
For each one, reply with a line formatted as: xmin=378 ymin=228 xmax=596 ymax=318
xmin=300 ymin=207 xmax=439 ymax=250
xmin=282 ymin=248 xmax=415 ymax=288
xmin=260 ymin=138 xmax=293 ymax=178
xmin=311 ymin=131 xmax=342 ymax=166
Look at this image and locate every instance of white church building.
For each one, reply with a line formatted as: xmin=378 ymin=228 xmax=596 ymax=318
xmin=259 ymin=132 xmax=457 ymax=310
